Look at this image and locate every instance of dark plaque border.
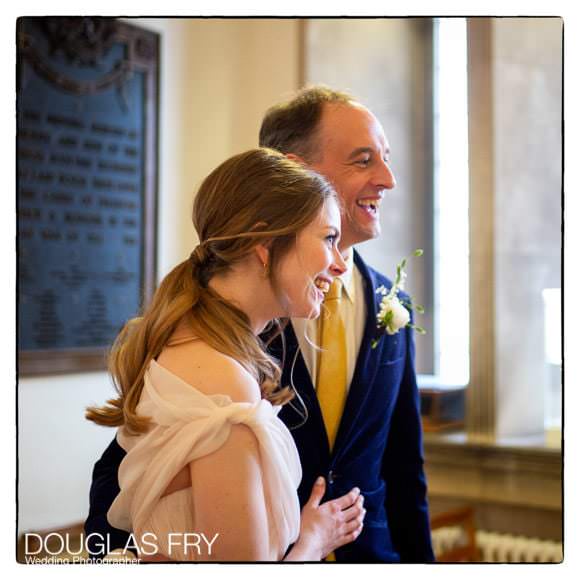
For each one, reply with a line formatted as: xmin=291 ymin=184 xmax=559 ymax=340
xmin=17 ymin=18 xmax=159 ymax=375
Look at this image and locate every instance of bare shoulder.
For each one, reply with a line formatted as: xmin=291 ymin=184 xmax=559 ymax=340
xmin=156 ymin=339 xmax=261 ymax=403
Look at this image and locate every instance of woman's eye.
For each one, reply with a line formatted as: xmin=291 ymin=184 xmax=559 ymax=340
xmin=325 ymin=234 xmax=339 ymax=246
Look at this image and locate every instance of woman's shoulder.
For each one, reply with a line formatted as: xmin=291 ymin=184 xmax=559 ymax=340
xmin=155 ymin=339 xmax=261 ymax=404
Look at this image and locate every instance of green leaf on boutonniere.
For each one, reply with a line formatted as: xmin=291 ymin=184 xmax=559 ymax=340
xmin=409 ymin=324 xmax=426 ymax=334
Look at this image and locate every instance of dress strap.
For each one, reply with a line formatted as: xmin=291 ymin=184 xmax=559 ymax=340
xmin=166 ymin=335 xmax=200 ymax=347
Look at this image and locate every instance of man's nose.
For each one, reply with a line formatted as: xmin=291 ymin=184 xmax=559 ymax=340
xmin=373 ymin=159 xmax=396 ymax=190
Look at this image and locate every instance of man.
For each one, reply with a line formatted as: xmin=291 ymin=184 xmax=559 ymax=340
xmin=261 ymin=87 xmax=433 ymax=562
xmin=85 ymin=86 xmax=434 ymax=562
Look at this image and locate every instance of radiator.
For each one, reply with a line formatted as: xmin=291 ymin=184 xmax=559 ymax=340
xmin=432 ymin=526 xmax=563 ymax=562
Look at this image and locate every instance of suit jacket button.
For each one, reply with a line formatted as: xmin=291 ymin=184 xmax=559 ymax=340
xmin=328 ymin=470 xmax=335 ymax=484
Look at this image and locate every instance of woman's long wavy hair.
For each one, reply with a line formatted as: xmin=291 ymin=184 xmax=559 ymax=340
xmin=86 ymin=147 xmax=335 ymax=434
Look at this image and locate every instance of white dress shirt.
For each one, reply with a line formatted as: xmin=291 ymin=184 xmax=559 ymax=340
xmin=291 ymin=250 xmax=366 ymax=392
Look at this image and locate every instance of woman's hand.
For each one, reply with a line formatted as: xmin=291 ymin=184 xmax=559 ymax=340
xmin=285 ymin=476 xmax=365 ymax=561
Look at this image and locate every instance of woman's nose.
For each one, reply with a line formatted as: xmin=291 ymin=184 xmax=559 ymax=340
xmin=330 ymin=246 xmax=348 ymax=277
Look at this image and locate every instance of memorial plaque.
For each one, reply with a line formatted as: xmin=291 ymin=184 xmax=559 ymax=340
xmin=17 ymin=18 xmax=159 ymax=375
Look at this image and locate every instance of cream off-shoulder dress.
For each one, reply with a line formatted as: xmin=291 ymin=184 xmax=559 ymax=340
xmin=107 ymin=358 xmax=302 ymax=561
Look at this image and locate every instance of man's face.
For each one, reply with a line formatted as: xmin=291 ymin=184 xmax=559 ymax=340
xmin=307 ymin=103 xmax=396 ymax=251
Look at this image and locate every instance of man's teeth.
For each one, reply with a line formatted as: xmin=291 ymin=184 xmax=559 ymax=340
xmin=314 ymin=279 xmax=330 ymax=293
xmin=357 ymin=199 xmax=379 ymax=211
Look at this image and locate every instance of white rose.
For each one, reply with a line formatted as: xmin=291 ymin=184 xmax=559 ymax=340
xmin=378 ymin=295 xmax=410 ymax=335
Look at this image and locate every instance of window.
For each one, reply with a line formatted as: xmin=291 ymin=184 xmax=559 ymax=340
xmin=466 ymin=17 xmax=562 ymax=442
xmin=423 ymin=17 xmax=470 ymax=389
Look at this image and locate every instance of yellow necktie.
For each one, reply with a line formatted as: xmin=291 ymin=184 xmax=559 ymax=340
xmin=317 ymin=278 xmax=347 ymax=451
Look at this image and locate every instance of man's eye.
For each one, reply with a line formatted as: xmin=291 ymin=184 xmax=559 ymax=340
xmin=356 ymin=157 xmax=371 ymax=167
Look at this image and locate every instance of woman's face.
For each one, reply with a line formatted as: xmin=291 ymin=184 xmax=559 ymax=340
xmin=275 ymin=197 xmax=347 ymax=319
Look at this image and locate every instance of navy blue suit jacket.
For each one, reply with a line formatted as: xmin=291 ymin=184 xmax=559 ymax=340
xmin=85 ymin=251 xmax=434 ymax=562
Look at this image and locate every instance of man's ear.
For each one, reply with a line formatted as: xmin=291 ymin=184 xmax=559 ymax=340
xmin=285 ymin=152 xmax=306 ymax=166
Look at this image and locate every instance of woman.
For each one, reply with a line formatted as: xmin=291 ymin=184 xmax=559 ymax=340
xmin=86 ymin=148 xmax=365 ymax=561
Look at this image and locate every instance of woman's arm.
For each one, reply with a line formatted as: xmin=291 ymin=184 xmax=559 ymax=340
xmin=189 ymin=423 xmax=272 ymax=561
xmin=158 ymin=341 xmax=276 ymax=560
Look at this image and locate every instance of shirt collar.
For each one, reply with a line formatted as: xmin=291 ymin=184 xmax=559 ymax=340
xmin=338 ymin=248 xmax=356 ymax=304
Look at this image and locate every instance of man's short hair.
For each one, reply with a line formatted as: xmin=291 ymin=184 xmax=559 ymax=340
xmin=259 ymin=85 xmax=355 ymax=162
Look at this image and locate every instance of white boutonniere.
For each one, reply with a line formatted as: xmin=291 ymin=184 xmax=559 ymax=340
xmin=371 ymin=249 xmax=426 ymax=349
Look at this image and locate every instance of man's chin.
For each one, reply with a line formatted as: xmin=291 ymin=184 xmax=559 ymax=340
xmin=351 ymin=225 xmax=381 ymax=245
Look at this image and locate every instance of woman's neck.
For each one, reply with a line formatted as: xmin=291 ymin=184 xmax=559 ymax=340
xmin=208 ymin=261 xmax=280 ymax=335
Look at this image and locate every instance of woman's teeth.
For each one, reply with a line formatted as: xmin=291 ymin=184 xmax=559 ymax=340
xmin=314 ymin=278 xmax=330 ymax=293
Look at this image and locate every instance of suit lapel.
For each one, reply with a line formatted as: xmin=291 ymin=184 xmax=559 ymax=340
xmin=332 ymin=252 xmax=397 ymax=457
